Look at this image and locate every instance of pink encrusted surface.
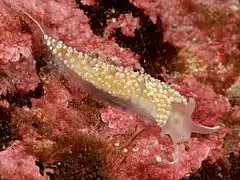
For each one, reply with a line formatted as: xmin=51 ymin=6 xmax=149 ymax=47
xmin=0 ymin=141 xmax=48 ymax=180
xmin=0 ymin=0 xmax=239 ymax=180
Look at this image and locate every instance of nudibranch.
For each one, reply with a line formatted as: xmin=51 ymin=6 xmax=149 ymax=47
xmin=11 ymin=5 xmax=220 ymax=164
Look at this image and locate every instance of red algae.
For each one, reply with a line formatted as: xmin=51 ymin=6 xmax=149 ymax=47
xmin=0 ymin=0 xmax=239 ymax=179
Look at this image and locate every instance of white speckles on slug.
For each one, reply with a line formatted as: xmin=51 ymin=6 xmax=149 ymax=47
xmin=42 ymin=38 xmax=188 ymax=126
xmin=44 ymin=34 xmax=48 ymax=40
xmin=58 ymin=52 xmax=62 ymax=57
xmin=52 ymin=49 xmax=57 ymax=54
xmin=51 ymin=39 xmax=56 ymax=45
xmin=47 ymin=39 xmax=51 ymax=46
xmin=56 ymin=43 xmax=62 ymax=49
xmin=78 ymin=52 xmax=83 ymax=58
xmin=67 ymin=47 xmax=73 ymax=54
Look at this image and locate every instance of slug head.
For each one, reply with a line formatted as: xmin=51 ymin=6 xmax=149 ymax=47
xmin=161 ymin=98 xmax=220 ymax=165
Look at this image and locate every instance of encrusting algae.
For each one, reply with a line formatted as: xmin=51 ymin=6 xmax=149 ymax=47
xmin=6 ymin=1 xmax=220 ymax=164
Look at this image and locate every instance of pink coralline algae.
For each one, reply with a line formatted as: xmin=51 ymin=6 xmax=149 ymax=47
xmin=0 ymin=0 xmax=239 ymax=180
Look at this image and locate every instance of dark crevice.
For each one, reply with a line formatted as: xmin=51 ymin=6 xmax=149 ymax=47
xmin=32 ymin=51 xmax=50 ymax=76
xmin=35 ymin=160 xmax=45 ymax=176
xmin=181 ymin=152 xmax=240 ymax=180
xmin=0 ymin=107 xmax=11 ymax=151
xmin=0 ymin=48 xmax=46 ymax=153
xmin=76 ymin=0 xmax=180 ymax=80
xmin=0 ymin=107 xmax=19 ymax=151
xmin=76 ymin=0 xmax=141 ymax=36
xmin=2 ymin=82 xmax=44 ymax=108
xmin=0 ymin=51 xmax=46 ymax=109
xmin=20 ymin=19 xmax=31 ymax=33
xmin=28 ymin=82 xmax=44 ymax=99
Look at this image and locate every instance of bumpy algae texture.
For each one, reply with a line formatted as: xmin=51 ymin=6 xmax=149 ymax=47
xmin=0 ymin=0 xmax=239 ymax=179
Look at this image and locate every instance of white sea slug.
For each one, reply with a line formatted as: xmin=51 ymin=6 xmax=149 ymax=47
xmin=11 ymin=4 xmax=220 ymax=164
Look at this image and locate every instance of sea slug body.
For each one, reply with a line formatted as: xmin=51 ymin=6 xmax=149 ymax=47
xmin=9 ymin=4 xmax=220 ymax=165
xmin=44 ymin=33 xmax=187 ymax=126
